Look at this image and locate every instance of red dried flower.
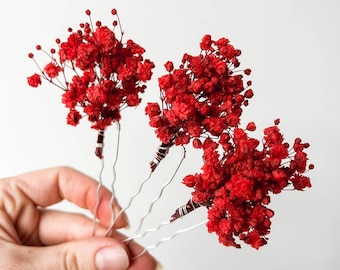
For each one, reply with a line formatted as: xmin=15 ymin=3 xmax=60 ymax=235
xmin=164 ymin=61 xmax=174 ymax=72
xmin=67 ymin=108 xmax=82 ymax=126
xmin=44 ymin=62 xmax=62 ymax=78
xmin=27 ymin=73 xmax=42 ymax=87
xmin=244 ymin=68 xmax=251 ymax=75
xmin=246 ymin=121 xmax=256 ymax=131
xmin=200 ymin=34 xmax=213 ymax=50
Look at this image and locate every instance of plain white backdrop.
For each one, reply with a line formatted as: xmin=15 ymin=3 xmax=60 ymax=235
xmin=0 ymin=0 xmax=339 ymax=269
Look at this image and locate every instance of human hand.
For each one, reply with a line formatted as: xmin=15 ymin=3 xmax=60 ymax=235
xmin=0 ymin=166 xmax=161 ymax=270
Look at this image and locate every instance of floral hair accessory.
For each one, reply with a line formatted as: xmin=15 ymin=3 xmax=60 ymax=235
xmin=147 ymin=35 xmax=313 ymax=249
xmin=146 ymin=34 xmax=251 ymax=147
xmin=27 ymin=8 xmax=155 ymax=158
xmin=27 ymin=8 xmax=313 ymax=257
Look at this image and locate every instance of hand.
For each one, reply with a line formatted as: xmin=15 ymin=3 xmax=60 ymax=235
xmin=0 ymin=166 xmax=161 ymax=270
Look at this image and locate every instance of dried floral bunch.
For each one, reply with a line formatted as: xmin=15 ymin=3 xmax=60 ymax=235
xmin=27 ymin=9 xmax=155 ymax=158
xmin=27 ymin=8 xmax=313 ymax=252
xmin=145 ymin=34 xmax=313 ymax=249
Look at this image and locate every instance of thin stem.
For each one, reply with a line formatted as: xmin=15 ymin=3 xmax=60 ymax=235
xmin=123 ymin=220 xmax=171 ymax=242
xmin=105 ymin=169 xmax=153 ymax=236
xmin=131 ymin=220 xmax=208 ymax=260
xmin=115 ymin=13 xmax=124 ymax=41
xmin=106 ymin=122 xmax=121 ymax=236
xmin=130 ymin=146 xmax=186 ymax=238
xmin=92 ymin=158 xmax=105 ymax=235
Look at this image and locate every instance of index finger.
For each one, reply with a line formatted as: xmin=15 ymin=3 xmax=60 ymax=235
xmin=14 ymin=166 xmax=126 ymax=228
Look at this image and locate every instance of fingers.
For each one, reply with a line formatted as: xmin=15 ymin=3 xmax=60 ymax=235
xmin=124 ymin=241 xmax=161 ymax=270
xmin=0 ymin=232 xmax=159 ymax=270
xmin=38 ymin=209 xmax=127 ymax=245
xmin=38 ymin=209 xmax=105 ymax=245
xmin=0 ymin=237 xmax=149 ymax=270
xmin=13 ymin=166 xmax=127 ymax=228
xmin=0 ymin=166 xmax=162 ymax=269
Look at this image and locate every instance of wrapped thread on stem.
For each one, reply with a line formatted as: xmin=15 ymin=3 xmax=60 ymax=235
xmin=95 ymin=129 xmax=105 ymax=159
xmin=149 ymin=140 xmax=174 ymax=172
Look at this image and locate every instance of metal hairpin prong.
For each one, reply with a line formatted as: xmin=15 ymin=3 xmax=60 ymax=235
xmin=106 ymin=122 xmax=121 ymax=236
xmin=131 ymin=220 xmax=208 ymax=260
xmin=123 ymin=220 xmax=171 ymax=242
xmin=92 ymin=158 xmax=105 ymax=236
xmin=130 ymin=146 xmax=186 ymax=238
xmin=105 ymin=169 xmax=153 ymax=237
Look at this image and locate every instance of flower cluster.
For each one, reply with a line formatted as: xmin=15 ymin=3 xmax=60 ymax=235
xmin=148 ymin=35 xmax=313 ymax=249
xmin=183 ymin=121 xmax=312 ymax=249
xmin=28 ymin=9 xmax=154 ymax=131
xmin=145 ymin=34 xmax=253 ymax=146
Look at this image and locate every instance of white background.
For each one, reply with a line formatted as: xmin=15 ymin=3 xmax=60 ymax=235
xmin=0 ymin=0 xmax=339 ymax=269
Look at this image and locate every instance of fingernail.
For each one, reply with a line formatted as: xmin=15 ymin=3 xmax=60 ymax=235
xmin=96 ymin=246 xmax=129 ymax=270
xmin=155 ymin=260 xmax=164 ymax=270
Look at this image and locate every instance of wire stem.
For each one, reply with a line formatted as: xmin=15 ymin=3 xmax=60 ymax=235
xmin=131 ymin=146 xmax=186 ymax=238
xmin=131 ymin=220 xmax=208 ymax=260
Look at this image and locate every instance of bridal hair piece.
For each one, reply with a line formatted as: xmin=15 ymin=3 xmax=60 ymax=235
xmin=27 ymin=8 xmax=313 ymax=256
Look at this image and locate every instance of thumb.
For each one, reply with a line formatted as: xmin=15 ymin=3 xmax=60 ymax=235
xmin=13 ymin=237 xmax=130 ymax=270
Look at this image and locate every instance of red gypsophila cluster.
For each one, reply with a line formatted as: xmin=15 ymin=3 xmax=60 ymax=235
xmin=186 ymin=122 xmax=313 ymax=249
xmin=147 ymin=35 xmax=313 ymax=249
xmin=145 ymin=34 xmax=252 ymax=147
xmin=27 ymin=9 xmax=155 ymax=133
